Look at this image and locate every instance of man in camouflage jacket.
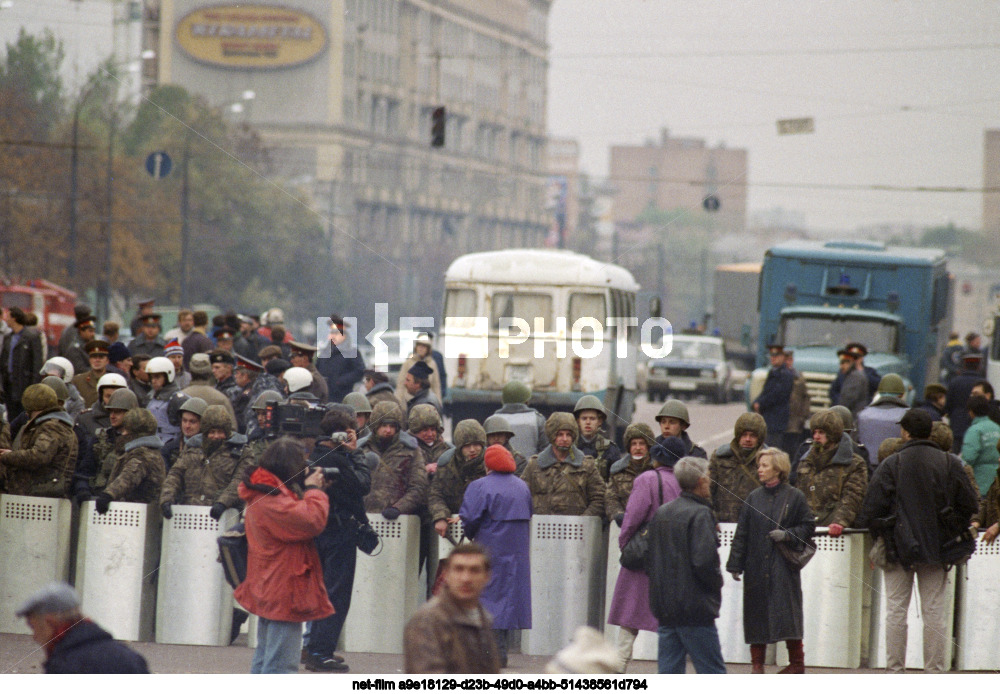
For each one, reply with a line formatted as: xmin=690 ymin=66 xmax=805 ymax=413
xmin=519 ymin=412 xmax=604 ymax=516
xmin=95 ymin=408 xmax=165 ymax=509
xmin=159 ymin=405 xmax=251 ymax=519
xmin=708 ymin=412 xmax=768 ymax=523
xmin=483 ymin=415 xmax=527 ymax=475
xmin=574 ymin=395 xmax=622 ymax=482
xmin=793 ymin=408 xmax=868 ymax=534
xmin=428 ymin=419 xmax=487 ymax=535
xmin=605 ymin=422 xmax=656 ymax=524
xmin=409 ymin=403 xmax=453 ymax=475
xmin=362 ymin=400 xmax=428 ymax=518
xmin=0 ymin=384 xmax=77 ymax=497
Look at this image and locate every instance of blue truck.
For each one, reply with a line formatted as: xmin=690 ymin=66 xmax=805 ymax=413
xmin=747 ymin=240 xmax=953 ymax=409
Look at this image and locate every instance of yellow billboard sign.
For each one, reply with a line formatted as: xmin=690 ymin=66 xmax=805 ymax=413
xmin=176 ymin=5 xmax=327 ymax=69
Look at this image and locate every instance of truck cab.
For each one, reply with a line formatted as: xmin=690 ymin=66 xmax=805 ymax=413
xmin=748 ymin=240 xmax=952 ymax=411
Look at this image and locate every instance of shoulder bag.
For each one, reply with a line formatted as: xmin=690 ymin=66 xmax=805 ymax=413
xmin=775 ymin=496 xmax=816 ymax=571
xmin=217 ymin=518 xmax=248 ymax=589
xmin=619 ymin=470 xmax=665 ymax=572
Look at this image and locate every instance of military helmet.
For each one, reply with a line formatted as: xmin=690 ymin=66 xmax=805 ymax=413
xmin=483 ymin=415 xmax=515 ymax=437
xmin=408 ymin=403 xmax=442 ymax=433
xmin=877 ymin=373 xmax=906 ymax=396
xmin=22 ymin=383 xmax=58 ymax=412
xmin=145 ymin=356 xmax=176 ymax=383
xmin=501 ymin=380 xmax=531 ymax=404
xmin=828 ymin=405 xmax=854 ymax=432
xmin=370 ymin=400 xmax=404 ymax=429
xmin=106 ymin=388 xmax=139 ymax=412
xmin=201 ymin=405 xmax=234 ymax=439
xmin=343 ymin=391 xmax=372 ymax=415
xmin=252 ymin=390 xmax=283 ymax=411
xmin=544 ymin=411 xmax=579 ymax=444
xmin=733 ymin=412 xmax=767 ymax=442
xmin=40 ymin=356 xmax=74 ymax=383
xmin=573 ymin=394 xmax=606 ymax=418
xmin=122 ymin=407 xmax=158 ymax=437
xmin=453 ymin=419 xmax=488 ymax=450
xmin=623 ymin=422 xmax=656 ymax=449
xmin=655 ymin=399 xmax=690 ymax=425
xmin=283 ymin=366 xmax=312 ymax=394
xmin=178 ymin=396 xmax=208 ymax=418
xmin=810 ymin=408 xmax=844 ymax=443
xmin=41 ymin=375 xmax=69 ymax=402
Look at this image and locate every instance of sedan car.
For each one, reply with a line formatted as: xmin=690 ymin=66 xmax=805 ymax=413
xmin=645 ymin=334 xmax=732 ymax=403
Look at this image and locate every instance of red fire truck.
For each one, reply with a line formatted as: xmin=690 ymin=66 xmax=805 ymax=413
xmin=0 ymin=279 xmax=78 ymax=346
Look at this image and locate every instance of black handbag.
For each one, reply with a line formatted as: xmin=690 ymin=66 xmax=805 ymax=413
xmin=355 ymin=517 xmax=381 ymax=555
xmin=619 ymin=470 xmax=665 ymax=572
xmin=217 ymin=520 xmax=248 ymax=589
xmin=775 ymin=501 xmax=816 ymax=571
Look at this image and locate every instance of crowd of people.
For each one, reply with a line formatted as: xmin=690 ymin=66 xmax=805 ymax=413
xmin=0 ymin=303 xmax=995 ymax=675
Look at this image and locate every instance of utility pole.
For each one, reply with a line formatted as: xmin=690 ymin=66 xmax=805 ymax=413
xmin=179 ymin=132 xmax=191 ymax=306
xmin=102 ymin=112 xmax=116 ymax=320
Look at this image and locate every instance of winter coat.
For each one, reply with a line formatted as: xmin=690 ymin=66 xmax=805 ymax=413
xmin=146 ymin=383 xmax=183 ymax=447
xmin=366 ymin=382 xmax=400 ymax=408
xmin=160 ymin=436 xmax=251 ymax=509
xmin=362 ymin=432 xmax=428 ymax=514
xmin=460 ymin=471 xmax=533 ymax=630
xmin=61 ymin=339 xmax=90 ymax=382
xmin=71 ymin=371 xmax=105 ymax=410
xmin=838 ymin=370 xmax=870 ymax=419
xmin=104 ymin=436 xmax=165 ymax=503
xmin=127 ymin=333 xmax=165 ymax=359
xmin=520 ymin=445 xmax=604 ymax=516
xmin=403 ymin=586 xmax=500 ymax=674
xmin=77 ymin=401 xmax=110 ymax=440
xmin=708 ymin=441 xmax=765 ymax=523
xmin=856 ymin=439 xmax=979 ymax=568
xmin=214 ymin=375 xmax=243 ymax=414
xmin=648 ymin=491 xmax=724 ymax=628
xmin=1 ymin=326 xmax=43 ymax=407
xmin=181 ymin=330 xmax=214 ymax=368
xmin=829 ymin=364 xmax=881 ymax=405
xmin=418 ymin=438 xmax=453 ymax=468
xmin=406 ymin=387 xmax=443 ymax=418
xmin=396 ymin=353 xmax=443 ymax=404
xmin=946 ymin=370 xmax=981 ymax=452
xmin=975 ymin=467 xmax=1000 ymax=528
xmin=43 ymin=619 xmax=149 ymax=674
xmin=493 ymin=403 xmax=547 ymax=459
xmin=577 ymin=432 xmax=622 ymax=482
xmin=856 ymin=398 xmax=909 ymax=469
xmin=961 ymin=415 xmax=1000 ymax=495
xmin=81 ymin=426 xmax=123 ymax=494
xmin=608 ymin=466 xmax=681 ymax=632
xmin=753 ymin=365 xmax=794 ymax=434
xmin=726 ymin=482 xmax=816 ymax=644
xmin=787 ymin=370 xmax=811 ymax=434
xmin=655 ymin=431 xmax=707 ymax=459
xmin=316 ymin=341 xmax=366 ymax=403
xmin=182 ymin=380 xmax=237 ymax=421
xmin=0 ymin=409 xmax=77 ymax=497
xmin=604 ymin=453 xmax=654 ymax=522
xmin=233 ymin=468 xmax=334 ymax=622
xmin=794 ymin=436 xmax=868 ymax=526
xmin=304 ymin=364 xmax=329 ymax=403
xmin=428 ymin=448 xmax=486 ymax=522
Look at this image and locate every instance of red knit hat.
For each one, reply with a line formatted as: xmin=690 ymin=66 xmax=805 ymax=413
xmin=484 ymin=444 xmax=516 ymax=473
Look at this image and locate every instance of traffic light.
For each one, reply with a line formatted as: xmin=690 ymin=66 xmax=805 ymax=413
xmin=431 ymin=106 xmax=446 ymax=148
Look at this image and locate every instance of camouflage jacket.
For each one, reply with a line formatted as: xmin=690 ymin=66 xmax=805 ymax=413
xmin=507 ymin=444 xmax=527 ymax=476
xmin=1 ymin=410 xmax=78 ymax=498
xmin=520 ymin=446 xmax=604 ymax=516
xmin=577 ymin=433 xmax=622 ymax=482
xmin=362 ymin=433 xmax=428 ymax=514
xmin=89 ymin=426 xmax=124 ymax=493
xmin=160 ymin=435 xmax=251 ymax=509
xmin=105 ymin=436 xmax=166 ymax=503
xmin=419 ymin=438 xmax=454 ymax=468
xmin=428 ymin=449 xmax=487 ymax=522
xmin=976 ymin=468 xmax=1000 ymax=528
xmin=604 ymin=454 xmax=654 ymax=521
xmin=794 ymin=436 xmax=868 ymax=527
xmin=243 ymin=431 xmax=270 ymax=465
xmin=709 ymin=441 xmax=765 ymax=523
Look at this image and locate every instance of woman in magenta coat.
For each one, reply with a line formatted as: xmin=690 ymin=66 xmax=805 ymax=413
xmin=234 ymin=437 xmax=334 ymax=673
xmin=606 ymin=437 xmax=684 ymax=671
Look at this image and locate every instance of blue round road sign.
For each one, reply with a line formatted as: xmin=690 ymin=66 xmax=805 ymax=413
xmin=146 ymin=151 xmax=172 ymax=179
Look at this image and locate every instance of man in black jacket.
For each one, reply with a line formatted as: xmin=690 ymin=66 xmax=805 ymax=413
xmin=17 ymin=582 xmax=149 ymax=673
xmin=856 ymin=408 xmax=978 ymax=673
xmin=315 ymin=314 xmax=365 ymax=403
xmin=647 ymin=456 xmax=726 ymax=674
xmin=1 ymin=307 xmax=44 ymax=420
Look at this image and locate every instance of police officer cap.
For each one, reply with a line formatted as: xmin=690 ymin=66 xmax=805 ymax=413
xmin=408 ymin=361 xmax=434 ymax=380
xmin=16 ymin=582 xmax=80 ymax=618
xmin=289 ymin=341 xmax=317 ymax=357
xmin=85 ymin=339 xmax=111 ymax=356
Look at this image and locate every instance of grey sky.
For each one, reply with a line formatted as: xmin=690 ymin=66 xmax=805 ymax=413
xmin=547 ymin=0 xmax=1000 ymax=232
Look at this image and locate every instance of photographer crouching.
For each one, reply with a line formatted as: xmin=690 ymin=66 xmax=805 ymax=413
xmin=299 ymin=404 xmax=376 ymax=672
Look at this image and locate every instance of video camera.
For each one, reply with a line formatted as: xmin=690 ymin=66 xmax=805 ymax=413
xmin=263 ymin=400 xmax=329 ymax=438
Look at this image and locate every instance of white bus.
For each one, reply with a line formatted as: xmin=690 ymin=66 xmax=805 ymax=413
xmin=441 ymin=249 xmax=641 ymax=441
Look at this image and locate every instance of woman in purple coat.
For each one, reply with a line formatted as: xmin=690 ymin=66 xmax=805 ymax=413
xmin=459 ymin=444 xmax=532 ymax=668
xmin=607 ymin=436 xmax=684 ymax=672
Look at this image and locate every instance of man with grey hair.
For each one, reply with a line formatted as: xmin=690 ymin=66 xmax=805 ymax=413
xmin=16 ymin=582 xmax=149 ymax=673
xmin=646 ymin=456 xmax=726 ymax=674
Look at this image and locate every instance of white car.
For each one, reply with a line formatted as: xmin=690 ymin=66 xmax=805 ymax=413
xmin=644 ymin=334 xmax=733 ymax=403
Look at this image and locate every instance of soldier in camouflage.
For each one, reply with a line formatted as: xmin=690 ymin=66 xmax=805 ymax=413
xmin=361 ymin=400 xmax=428 ymax=518
xmin=160 ymin=397 xmax=207 ymax=471
xmin=0 ymin=384 xmax=78 ymax=497
xmin=94 ymin=408 xmax=166 ymax=510
xmin=160 ymin=405 xmax=251 ymax=520
xmin=793 ymin=408 xmax=868 ymax=535
xmin=74 ymin=388 xmax=138 ymax=502
xmin=574 ymin=395 xmax=622 ymax=482
xmin=76 ymin=373 xmax=127 ymax=440
xmin=244 ymin=390 xmax=283 ymax=463
xmin=605 ymin=423 xmax=657 ymax=525
xmin=343 ymin=391 xmax=373 ymax=438
xmin=483 ymin=415 xmax=527 ymax=475
xmin=408 ymin=403 xmax=453 ymax=475
xmin=520 ymin=412 xmax=604 ymax=516
xmin=708 ymin=412 xmax=768 ymax=523
xmin=364 ymin=370 xmax=401 ymax=409
xmin=428 ymin=419 xmax=487 ymax=536
xmin=654 ymin=400 xmax=707 ymax=459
